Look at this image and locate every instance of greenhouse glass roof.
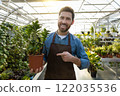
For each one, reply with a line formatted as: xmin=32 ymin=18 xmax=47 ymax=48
xmin=0 ymin=0 xmax=120 ymax=34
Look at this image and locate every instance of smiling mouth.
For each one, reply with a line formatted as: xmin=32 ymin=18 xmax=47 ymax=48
xmin=61 ymin=24 xmax=67 ymax=28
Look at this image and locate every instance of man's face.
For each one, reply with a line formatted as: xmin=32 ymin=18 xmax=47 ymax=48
xmin=58 ymin=11 xmax=74 ymax=33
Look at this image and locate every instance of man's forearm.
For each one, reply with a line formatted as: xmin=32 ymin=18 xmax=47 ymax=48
xmin=71 ymin=56 xmax=81 ymax=67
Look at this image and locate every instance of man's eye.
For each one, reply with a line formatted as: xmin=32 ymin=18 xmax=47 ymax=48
xmin=60 ymin=17 xmax=64 ymax=19
xmin=66 ymin=18 xmax=71 ymax=20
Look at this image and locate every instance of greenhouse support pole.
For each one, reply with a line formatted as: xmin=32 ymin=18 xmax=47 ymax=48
xmin=84 ymin=24 xmax=85 ymax=33
xmin=106 ymin=17 xmax=110 ymax=31
xmin=92 ymin=23 xmax=95 ymax=40
xmin=99 ymin=21 xmax=100 ymax=33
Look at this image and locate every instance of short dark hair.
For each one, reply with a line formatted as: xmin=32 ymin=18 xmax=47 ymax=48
xmin=59 ymin=6 xmax=75 ymax=20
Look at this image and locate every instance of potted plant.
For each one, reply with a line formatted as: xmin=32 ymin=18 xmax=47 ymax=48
xmin=27 ymin=20 xmax=49 ymax=72
xmin=94 ymin=47 xmax=102 ymax=57
xmin=94 ymin=37 xmax=102 ymax=46
xmin=101 ymin=50 xmax=107 ymax=58
xmin=87 ymin=51 xmax=104 ymax=78
xmin=112 ymin=39 xmax=120 ymax=58
xmin=116 ymin=46 xmax=120 ymax=58
xmin=101 ymin=46 xmax=108 ymax=58
xmin=107 ymin=45 xmax=113 ymax=58
xmin=112 ymin=46 xmax=118 ymax=56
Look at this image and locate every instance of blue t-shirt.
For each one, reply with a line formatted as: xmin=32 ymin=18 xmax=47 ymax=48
xmin=42 ymin=32 xmax=90 ymax=69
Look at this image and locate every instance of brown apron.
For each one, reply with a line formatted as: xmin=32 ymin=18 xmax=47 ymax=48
xmin=44 ymin=32 xmax=76 ymax=80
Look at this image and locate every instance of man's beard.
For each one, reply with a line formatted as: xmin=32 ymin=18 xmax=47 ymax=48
xmin=58 ymin=23 xmax=71 ymax=33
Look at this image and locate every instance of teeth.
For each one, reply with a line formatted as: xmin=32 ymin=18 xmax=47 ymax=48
xmin=61 ymin=25 xmax=66 ymax=28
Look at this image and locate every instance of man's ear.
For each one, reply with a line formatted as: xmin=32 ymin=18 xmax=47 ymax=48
xmin=72 ymin=20 xmax=74 ymax=25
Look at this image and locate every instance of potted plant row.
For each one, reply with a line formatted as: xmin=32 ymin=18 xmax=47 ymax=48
xmin=112 ymin=39 xmax=120 ymax=58
xmin=94 ymin=43 xmax=120 ymax=58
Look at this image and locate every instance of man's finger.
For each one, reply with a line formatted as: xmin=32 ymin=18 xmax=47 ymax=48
xmin=56 ymin=53 xmax=64 ymax=56
xmin=30 ymin=68 xmax=33 ymax=73
xmin=35 ymin=68 xmax=38 ymax=73
xmin=39 ymin=67 xmax=41 ymax=72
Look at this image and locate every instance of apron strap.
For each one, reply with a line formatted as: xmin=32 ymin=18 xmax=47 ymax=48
xmin=52 ymin=32 xmax=71 ymax=46
xmin=68 ymin=33 xmax=70 ymax=46
xmin=52 ymin=32 xmax=56 ymax=43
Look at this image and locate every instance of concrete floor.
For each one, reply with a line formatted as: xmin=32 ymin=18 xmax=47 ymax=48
xmin=95 ymin=65 xmax=119 ymax=80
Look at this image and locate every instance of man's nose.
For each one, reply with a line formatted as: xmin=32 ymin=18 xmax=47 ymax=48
xmin=62 ymin=19 xmax=67 ymax=23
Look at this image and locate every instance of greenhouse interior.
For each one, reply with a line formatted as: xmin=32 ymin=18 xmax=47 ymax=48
xmin=0 ymin=0 xmax=120 ymax=80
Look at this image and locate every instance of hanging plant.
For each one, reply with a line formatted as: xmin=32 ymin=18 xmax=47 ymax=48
xmin=101 ymin=26 xmax=106 ymax=33
xmin=81 ymin=31 xmax=84 ymax=34
xmin=90 ymin=26 xmax=94 ymax=35
xmin=111 ymin=26 xmax=118 ymax=33
xmin=87 ymin=31 xmax=90 ymax=35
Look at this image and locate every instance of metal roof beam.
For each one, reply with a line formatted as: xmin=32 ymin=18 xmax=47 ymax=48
xmin=23 ymin=0 xmax=45 ymax=21
xmin=84 ymin=4 xmax=111 ymax=5
xmin=114 ymin=0 xmax=120 ymax=7
xmin=110 ymin=18 xmax=120 ymax=23
xmin=2 ymin=2 xmax=32 ymax=21
xmin=14 ymin=10 xmax=118 ymax=15
xmin=9 ymin=1 xmax=36 ymax=19
xmin=3 ymin=2 xmax=34 ymax=20
xmin=99 ymin=8 xmax=120 ymax=20
xmin=78 ymin=0 xmax=85 ymax=12
xmin=0 ymin=12 xmax=27 ymax=24
xmin=2 ymin=0 xmax=78 ymax=2
xmin=41 ymin=22 xmax=94 ymax=24
xmin=95 ymin=8 xmax=120 ymax=25
xmin=37 ymin=18 xmax=101 ymax=21
xmin=0 ymin=4 xmax=11 ymax=12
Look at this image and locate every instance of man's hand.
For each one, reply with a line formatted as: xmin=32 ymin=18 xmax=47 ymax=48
xmin=30 ymin=67 xmax=43 ymax=73
xmin=56 ymin=51 xmax=73 ymax=62
xmin=30 ymin=60 xmax=46 ymax=73
xmin=57 ymin=51 xmax=81 ymax=67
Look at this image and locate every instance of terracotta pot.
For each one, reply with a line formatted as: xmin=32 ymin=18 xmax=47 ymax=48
xmin=29 ymin=54 xmax=44 ymax=72
xmin=102 ymin=55 xmax=107 ymax=58
xmin=116 ymin=54 xmax=120 ymax=58
xmin=108 ymin=54 xmax=113 ymax=58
